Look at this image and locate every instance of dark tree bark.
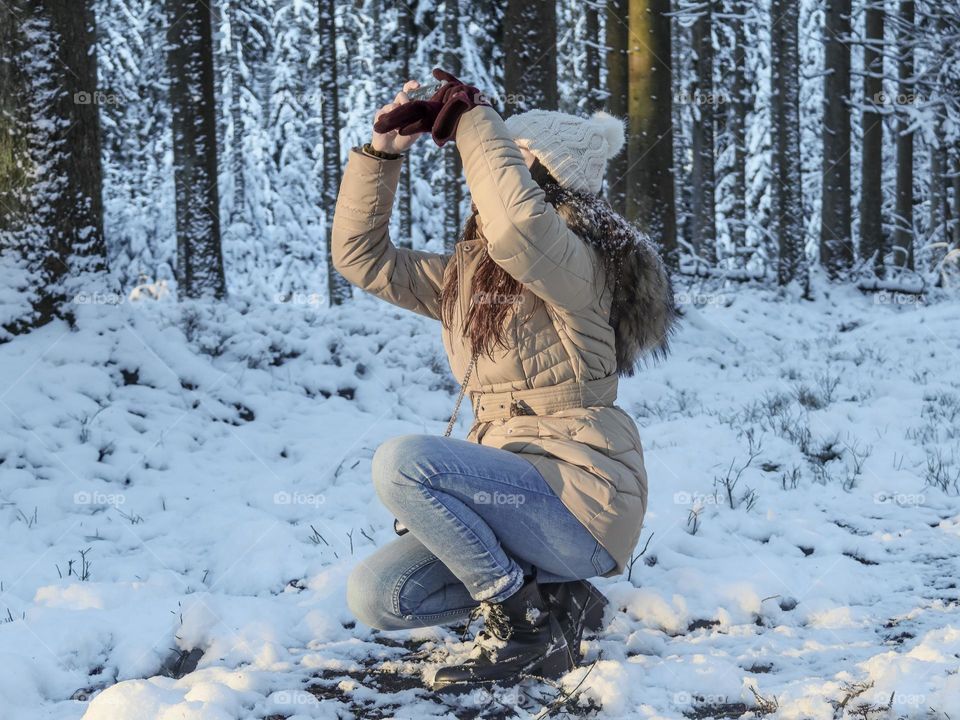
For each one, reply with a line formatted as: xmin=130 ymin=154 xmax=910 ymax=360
xmin=820 ymin=0 xmax=852 ymax=277
xmin=167 ymin=0 xmax=226 ymax=299
xmin=672 ymin=19 xmax=692 ymax=250
xmin=396 ymin=0 xmax=413 ymax=248
xmin=770 ymin=0 xmax=805 ymax=286
xmin=727 ymin=0 xmax=748 ymax=257
xmin=953 ymin=152 xmax=960 ymax=248
xmin=47 ymin=0 xmax=106 ymax=276
xmin=859 ymin=2 xmax=884 ymax=276
xmin=228 ymin=42 xmax=245 ymax=223
xmin=0 ymin=0 xmax=106 ymax=335
xmin=503 ymin=0 xmax=558 ymax=116
xmin=690 ymin=1 xmax=717 ymax=267
xmin=627 ymin=0 xmax=678 ymax=267
xmin=442 ymin=0 xmax=462 ymax=254
xmin=584 ymin=2 xmax=603 ymax=114
xmin=892 ymin=0 xmax=914 ymax=269
xmin=605 ymin=0 xmax=629 ymax=213
xmin=317 ymin=0 xmax=350 ymax=304
xmin=930 ymin=136 xmax=947 ymax=250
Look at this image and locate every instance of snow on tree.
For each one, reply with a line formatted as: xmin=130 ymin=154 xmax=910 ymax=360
xmin=0 ymin=0 xmax=107 ymax=338
xmin=166 ymin=0 xmax=226 ymax=298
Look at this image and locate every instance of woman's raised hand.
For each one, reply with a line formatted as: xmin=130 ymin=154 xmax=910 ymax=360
xmin=373 ymin=69 xmax=491 ymax=148
xmin=371 ymin=80 xmax=424 ymax=155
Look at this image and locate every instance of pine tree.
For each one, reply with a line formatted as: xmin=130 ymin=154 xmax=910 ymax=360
xmin=0 ymin=0 xmax=107 ymax=336
xmin=442 ymin=0 xmax=462 ymax=254
xmin=167 ymin=0 xmax=226 ymax=299
xmin=892 ymin=0 xmax=915 ymax=269
xmin=504 ymin=0 xmax=558 ymax=115
xmin=770 ymin=0 xmax=805 ymax=286
xmin=583 ymin=2 xmax=603 ymax=114
xmin=689 ymin=0 xmax=717 ymax=267
xmin=395 ymin=0 xmax=414 ymax=248
xmin=859 ymin=0 xmax=884 ymax=276
xmin=605 ymin=0 xmax=629 ymax=214
xmin=319 ymin=0 xmax=350 ymax=305
xmin=820 ymin=0 xmax=853 ymax=277
xmin=98 ymin=0 xmax=176 ymax=291
xmin=727 ymin=0 xmax=749 ymax=261
xmin=626 ymin=0 xmax=677 ymax=266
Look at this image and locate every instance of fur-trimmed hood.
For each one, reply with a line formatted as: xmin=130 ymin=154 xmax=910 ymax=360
xmin=553 ymin=190 xmax=679 ymax=376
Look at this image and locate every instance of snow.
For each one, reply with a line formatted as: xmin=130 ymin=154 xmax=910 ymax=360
xmin=0 ymin=285 xmax=958 ymax=719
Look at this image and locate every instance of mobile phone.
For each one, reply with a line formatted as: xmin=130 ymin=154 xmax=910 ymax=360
xmin=406 ymin=82 xmax=443 ymax=101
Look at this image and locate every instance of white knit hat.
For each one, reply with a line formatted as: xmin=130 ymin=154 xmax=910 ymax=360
xmin=504 ymin=109 xmax=626 ymax=195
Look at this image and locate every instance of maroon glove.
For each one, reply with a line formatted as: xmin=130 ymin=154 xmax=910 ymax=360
xmin=374 ymin=68 xmax=490 ymax=147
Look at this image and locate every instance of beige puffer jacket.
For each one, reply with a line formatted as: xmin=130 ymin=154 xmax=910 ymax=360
xmin=332 ymin=105 xmax=649 ymax=574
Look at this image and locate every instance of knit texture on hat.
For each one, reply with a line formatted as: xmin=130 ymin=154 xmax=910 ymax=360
xmin=504 ymin=109 xmax=626 ymax=194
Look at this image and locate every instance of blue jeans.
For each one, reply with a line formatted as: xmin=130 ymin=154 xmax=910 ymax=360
xmin=347 ymin=434 xmax=617 ymax=631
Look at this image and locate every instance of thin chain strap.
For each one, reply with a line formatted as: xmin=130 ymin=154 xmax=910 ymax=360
xmin=444 ymin=350 xmax=479 ymax=437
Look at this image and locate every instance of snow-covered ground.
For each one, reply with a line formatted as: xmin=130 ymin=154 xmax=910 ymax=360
xmin=1 ymin=283 xmax=958 ymax=720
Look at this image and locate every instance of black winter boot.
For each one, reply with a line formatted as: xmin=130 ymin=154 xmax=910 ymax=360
xmin=429 ymin=578 xmax=575 ymax=692
xmin=540 ymin=580 xmax=610 ymax=662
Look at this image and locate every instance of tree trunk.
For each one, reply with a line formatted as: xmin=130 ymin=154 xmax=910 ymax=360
xmin=0 ymin=0 xmax=106 ymax=334
xmin=503 ymin=0 xmax=558 ymax=116
xmin=605 ymin=0 xmax=629 ymax=213
xmin=229 ymin=40 xmax=245 ymax=224
xmin=443 ymin=0 xmax=462 ymax=254
xmin=396 ymin=0 xmax=413 ymax=248
xmin=728 ymin=0 xmax=748 ymax=258
xmin=770 ymin=0 xmax=805 ymax=286
xmin=317 ymin=0 xmax=349 ymax=305
xmin=584 ymin=2 xmax=603 ymax=114
xmin=690 ymin=1 xmax=716 ymax=267
xmin=48 ymin=0 xmax=106 ymax=277
xmin=626 ymin=0 xmax=677 ymax=267
xmin=167 ymin=0 xmax=226 ymax=299
xmin=859 ymin=1 xmax=884 ymax=275
xmin=820 ymin=0 xmax=852 ymax=276
xmin=953 ymin=152 xmax=960 ymax=248
xmin=892 ymin=0 xmax=914 ymax=269
xmin=930 ymin=136 xmax=946 ymax=255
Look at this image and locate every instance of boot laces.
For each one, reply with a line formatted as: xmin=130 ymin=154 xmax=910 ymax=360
xmin=464 ymin=600 xmax=514 ymax=646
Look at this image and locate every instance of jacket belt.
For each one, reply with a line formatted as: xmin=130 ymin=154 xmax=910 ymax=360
xmin=470 ymin=375 xmax=619 ymax=423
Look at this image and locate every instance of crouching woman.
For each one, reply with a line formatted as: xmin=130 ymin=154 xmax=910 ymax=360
xmin=331 ymin=70 xmax=676 ymax=692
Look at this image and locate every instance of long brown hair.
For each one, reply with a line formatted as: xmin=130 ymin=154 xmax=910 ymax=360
xmin=440 ymin=160 xmax=564 ymax=359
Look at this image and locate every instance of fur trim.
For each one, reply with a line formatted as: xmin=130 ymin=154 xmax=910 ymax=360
xmin=554 ymin=193 xmax=678 ymax=375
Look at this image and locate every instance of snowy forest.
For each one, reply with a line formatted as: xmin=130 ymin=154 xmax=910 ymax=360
xmin=1 ymin=1 xmax=960 ymax=719
xmin=1 ymin=0 xmax=959 ymax=318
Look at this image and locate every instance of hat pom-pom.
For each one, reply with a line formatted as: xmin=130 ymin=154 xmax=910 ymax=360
xmin=591 ymin=111 xmax=626 ymax=159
